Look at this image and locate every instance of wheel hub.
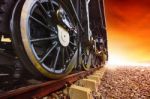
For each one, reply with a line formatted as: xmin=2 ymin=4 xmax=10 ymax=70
xmin=57 ymin=25 xmax=70 ymax=47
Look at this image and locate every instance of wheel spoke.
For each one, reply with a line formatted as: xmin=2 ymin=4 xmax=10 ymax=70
xmin=30 ymin=15 xmax=56 ymax=33
xmin=37 ymin=1 xmax=49 ymax=17
xmin=30 ymin=16 xmax=50 ymax=30
xmin=53 ymin=47 xmax=60 ymax=71
xmin=48 ymin=0 xmax=55 ymax=12
xmin=61 ymin=47 xmax=65 ymax=68
xmin=68 ymin=46 xmax=74 ymax=53
xmin=70 ymin=41 xmax=77 ymax=47
xmin=34 ymin=8 xmax=48 ymax=23
xmin=31 ymin=36 xmax=57 ymax=42
xmin=40 ymin=42 xmax=58 ymax=63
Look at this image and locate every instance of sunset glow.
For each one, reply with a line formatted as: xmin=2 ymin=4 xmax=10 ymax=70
xmin=105 ymin=0 xmax=150 ymax=65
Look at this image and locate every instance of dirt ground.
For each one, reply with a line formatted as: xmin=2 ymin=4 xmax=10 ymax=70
xmin=99 ymin=66 xmax=150 ymax=99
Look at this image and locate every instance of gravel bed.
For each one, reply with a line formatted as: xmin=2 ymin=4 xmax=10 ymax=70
xmin=99 ymin=66 xmax=150 ymax=99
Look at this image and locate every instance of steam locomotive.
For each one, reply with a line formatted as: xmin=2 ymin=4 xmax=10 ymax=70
xmin=0 ymin=0 xmax=108 ymax=81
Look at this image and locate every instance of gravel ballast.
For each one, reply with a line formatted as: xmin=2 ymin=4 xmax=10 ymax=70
xmin=99 ymin=66 xmax=150 ymax=99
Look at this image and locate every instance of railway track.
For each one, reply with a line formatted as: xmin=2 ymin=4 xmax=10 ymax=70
xmin=0 ymin=66 xmax=106 ymax=99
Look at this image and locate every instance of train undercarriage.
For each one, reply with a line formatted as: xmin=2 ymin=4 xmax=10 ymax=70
xmin=0 ymin=0 xmax=108 ymax=90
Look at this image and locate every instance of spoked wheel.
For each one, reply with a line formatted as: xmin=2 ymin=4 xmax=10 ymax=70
xmin=81 ymin=48 xmax=92 ymax=70
xmin=11 ymin=0 xmax=78 ymax=79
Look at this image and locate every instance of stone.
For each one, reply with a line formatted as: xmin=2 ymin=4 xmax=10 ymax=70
xmin=78 ymin=79 xmax=98 ymax=92
xmin=69 ymin=85 xmax=93 ymax=99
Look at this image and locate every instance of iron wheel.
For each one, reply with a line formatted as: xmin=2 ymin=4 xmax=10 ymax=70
xmin=12 ymin=0 xmax=78 ymax=79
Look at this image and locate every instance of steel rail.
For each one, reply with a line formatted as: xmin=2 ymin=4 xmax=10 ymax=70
xmin=0 ymin=67 xmax=99 ymax=99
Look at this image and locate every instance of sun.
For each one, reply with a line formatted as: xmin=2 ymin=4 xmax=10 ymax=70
xmin=106 ymin=52 xmax=150 ymax=68
xmin=107 ymin=53 xmax=128 ymax=65
xmin=106 ymin=52 xmax=142 ymax=68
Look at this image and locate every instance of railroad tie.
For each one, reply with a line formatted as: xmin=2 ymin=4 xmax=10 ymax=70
xmin=69 ymin=85 xmax=93 ymax=99
xmin=69 ymin=67 xmax=106 ymax=99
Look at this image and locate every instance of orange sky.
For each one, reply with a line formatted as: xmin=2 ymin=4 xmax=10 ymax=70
xmin=105 ymin=0 xmax=150 ymax=64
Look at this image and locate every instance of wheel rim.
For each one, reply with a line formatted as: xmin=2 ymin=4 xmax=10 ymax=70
xmin=20 ymin=0 xmax=78 ymax=78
